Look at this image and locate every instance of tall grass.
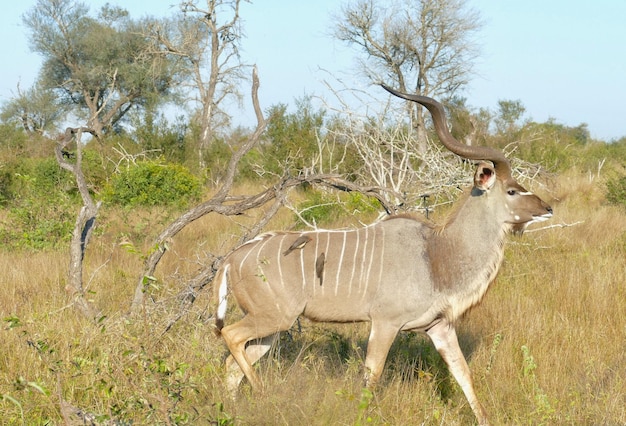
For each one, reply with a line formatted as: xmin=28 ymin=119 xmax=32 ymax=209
xmin=0 ymin=171 xmax=624 ymax=424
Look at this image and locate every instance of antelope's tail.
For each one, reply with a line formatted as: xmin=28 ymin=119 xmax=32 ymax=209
xmin=214 ymin=263 xmax=230 ymax=335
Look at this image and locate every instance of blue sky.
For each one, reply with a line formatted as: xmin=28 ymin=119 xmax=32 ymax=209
xmin=1 ymin=0 xmax=624 ymax=141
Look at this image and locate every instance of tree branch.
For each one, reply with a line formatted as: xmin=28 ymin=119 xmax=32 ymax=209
xmin=130 ymin=65 xmax=265 ymax=313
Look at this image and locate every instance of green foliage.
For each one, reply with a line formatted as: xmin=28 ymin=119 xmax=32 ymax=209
xmin=344 ymin=192 xmax=380 ymax=215
xmin=4 ymin=200 xmax=74 ymax=250
xmin=177 ymin=123 xmax=261 ymax=183
xmin=506 ymin=120 xmax=597 ymax=172
xmin=201 ymin=137 xmax=232 ymax=181
xmin=295 ymin=190 xmax=379 ymax=228
xmin=606 ymin=173 xmax=626 ymax=208
xmin=3 ymin=316 xmax=222 ymax=425
xmin=446 ymin=96 xmax=492 ymax=147
xmin=0 ymin=81 xmax=69 ymax=133
xmin=0 ymin=123 xmax=28 ymax=155
xmin=520 ymin=345 xmax=556 ymax=424
xmin=355 ymin=388 xmax=374 ymax=425
xmin=130 ymin=108 xmax=189 ymax=164
xmin=263 ymin=97 xmax=325 ymax=175
xmin=22 ymin=1 xmax=178 ymax=135
xmin=103 ymin=160 xmax=201 ymax=207
xmin=18 ymin=157 xmax=75 ymax=193
xmin=485 ymin=333 xmax=502 ymax=374
xmin=0 ymin=166 xmax=12 ymax=206
xmin=494 ymin=99 xmax=527 ymax=135
xmin=0 ymin=157 xmax=76 ymax=249
xmin=78 ymin=146 xmax=115 ymax=195
xmin=297 ymin=190 xmax=340 ymax=227
xmin=200 ymin=136 xmax=260 ymax=184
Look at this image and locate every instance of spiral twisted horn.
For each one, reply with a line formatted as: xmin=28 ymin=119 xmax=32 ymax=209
xmin=382 ymin=84 xmax=512 ymax=180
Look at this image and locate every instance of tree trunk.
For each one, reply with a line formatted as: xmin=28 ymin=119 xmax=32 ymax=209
xmin=54 ymin=127 xmax=101 ymax=320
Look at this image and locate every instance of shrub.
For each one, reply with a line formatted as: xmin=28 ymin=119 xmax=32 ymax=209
xmin=0 ymin=167 xmax=12 ymax=205
xmin=0 ymin=158 xmax=76 ymax=249
xmin=606 ymin=174 xmax=626 ymax=208
xmin=3 ymin=201 xmax=74 ymax=249
xmin=103 ymin=160 xmax=201 ymax=207
xmin=295 ymin=190 xmax=380 ymax=228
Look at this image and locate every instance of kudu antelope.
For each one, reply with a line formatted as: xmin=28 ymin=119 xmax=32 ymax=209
xmin=213 ymin=85 xmax=553 ymax=425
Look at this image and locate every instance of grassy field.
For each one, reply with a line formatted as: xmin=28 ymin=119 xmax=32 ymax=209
xmin=0 ymin=169 xmax=624 ymax=425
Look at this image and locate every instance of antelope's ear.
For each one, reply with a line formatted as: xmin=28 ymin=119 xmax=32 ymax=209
xmin=474 ymin=162 xmax=497 ymax=191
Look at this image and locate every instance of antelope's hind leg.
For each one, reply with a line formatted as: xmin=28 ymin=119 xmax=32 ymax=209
xmin=221 ymin=311 xmax=298 ymax=392
xmin=225 ymin=333 xmax=279 ymax=393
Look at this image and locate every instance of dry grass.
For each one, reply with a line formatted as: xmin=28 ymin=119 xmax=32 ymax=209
xmin=0 ymin=171 xmax=625 ymax=425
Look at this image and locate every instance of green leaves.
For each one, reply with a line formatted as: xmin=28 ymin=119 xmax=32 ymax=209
xmin=606 ymin=174 xmax=626 ymax=209
xmin=22 ymin=1 xmax=179 ymax=136
xmin=103 ymin=160 xmax=201 ymax=207
xmin=4 ymin=315 xmax=22 ymax=329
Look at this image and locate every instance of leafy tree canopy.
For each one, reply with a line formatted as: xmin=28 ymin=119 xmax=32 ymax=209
xmin=21 ymin=0 xmax=182 ymax=137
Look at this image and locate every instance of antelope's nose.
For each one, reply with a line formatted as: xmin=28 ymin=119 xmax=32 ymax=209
xmin=542 ymin=199 xmax=553 ymax=216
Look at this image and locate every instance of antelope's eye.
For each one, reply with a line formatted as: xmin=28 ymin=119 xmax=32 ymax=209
xmin=507 ymin=189 xmax=517 ymax=196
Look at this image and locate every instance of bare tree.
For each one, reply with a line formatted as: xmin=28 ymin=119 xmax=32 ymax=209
xmin=150 ymin=0 xmax=248 ymax=169
xmin=332 ymin=0 xmax=482 ymax=151
xmin=332 ymin=114 xmax=472 ymax=211
xmin=320 ymin=78 xmax=472 ymax=214
xmin=130 ymin=65 xmax=262 ymax=313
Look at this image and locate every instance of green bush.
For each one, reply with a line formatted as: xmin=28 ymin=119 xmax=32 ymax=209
xmin=3 ymin=200 xmax=74 ymax=249
xmin=8 ymin=157 xmax=75 ymax=196
xmin=0 ymin=158 xmax=76 ymax=249
xmin=296 ymin=190 xmax=379 ymax=228
xmin=103 ymin=160 xmax=201 ymax=207
xmin=263 ymin=98 xmax=325 ymax=176
xmin=0 ymin=167 xmax=12 ymax=205
xmin=606 ymin=174 xmax=626 ymax=208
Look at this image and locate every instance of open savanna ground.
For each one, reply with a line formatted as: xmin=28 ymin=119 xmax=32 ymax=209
xmin=0 ymin=170 xmax=624 ymax=425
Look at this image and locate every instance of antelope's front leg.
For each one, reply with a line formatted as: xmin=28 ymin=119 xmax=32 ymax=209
xmin=426 ymin=320 xmax=489 ymax=426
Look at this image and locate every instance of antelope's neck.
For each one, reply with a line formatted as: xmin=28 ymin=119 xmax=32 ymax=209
xmin=428 ymin=205 xmax=508 ymax=321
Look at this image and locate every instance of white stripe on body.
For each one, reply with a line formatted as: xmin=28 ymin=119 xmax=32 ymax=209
xmin=238 ymin=243 xmax=256 ymax=277
xmin=347 ymin=230 xmax=360 ymax=296
xmin=253 ymin=237 xmax=273 ymax=280
xmin=300 ymin=244 xmax=306 ymax=288
xmin=376 ymin=226 xmax=386 ymax=294
xmin=358 ymin=227 xmax=370 ymax=295
xmin=328 ymin=231 xmax=347 ymax=296
xmin=362 ymin=226 xmax=377 ymax=299
xmin=311 ymin=233 xmax=319 ymax=295
xmin=334 ymin=231 xmax=347 ymax=296
xmin=277 ymin=234 xmax=287 ymax=289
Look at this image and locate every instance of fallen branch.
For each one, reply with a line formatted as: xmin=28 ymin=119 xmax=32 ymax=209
xmin=525 ymin=221 xmax=585 ymax=233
